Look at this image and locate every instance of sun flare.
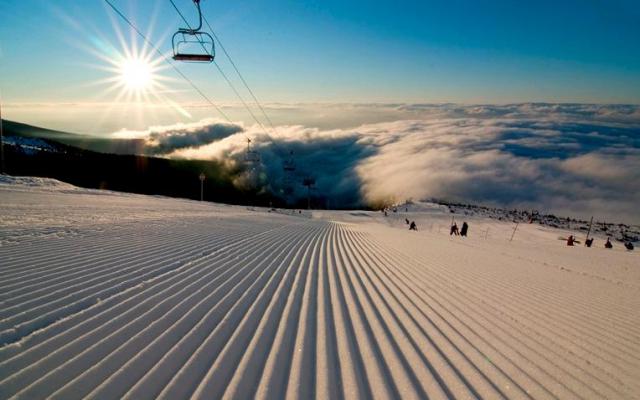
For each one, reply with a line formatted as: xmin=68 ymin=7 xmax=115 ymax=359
xmin=119 ymin=58 xmax=154 ymax=91
xmin=85 ymin=17 xmax=188 ymax=120
xmin=92 ymin=42 xmax=168 ymax=103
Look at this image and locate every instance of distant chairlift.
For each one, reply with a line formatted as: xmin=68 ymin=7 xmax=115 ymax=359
xmin=245 ymin=138 xmax=260 ymax=163
xmin=172 ymin=0 xmax=215 ymax=63
xmin=302 ymin=177 xmax=315 ymax=210
xmin=283 ymin=152 xmax=296 ymax=173
xmin=283 ymin=151 xmax=296 ymax=196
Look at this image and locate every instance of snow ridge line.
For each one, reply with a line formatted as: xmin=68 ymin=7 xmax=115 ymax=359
xmin=338 ymin=226 xmax=497 ymax=399
xmin=0 ymin=218 xmax=271 ymax=282
xmin=351 ymin=228 xmax=570 ymax=398
xmin=359 ymin=229 xmax=640 ymax=398
xmin=135 ymin=223 xmax=326 ymax=399
xmin=0 ymin=226 xmax=247 ymax=307
xmin=0 ymin=220 xmax=300 ymax=367
xmin=0 ymin=216 xmax=273 ymax=272
xmin=1 ymin=214 xmax=638 ymax=399
xmin=191 ymin=223 xmax=329 ymax=399
xmin=0 ymin=220 xmax=171 ymax=266
xmin=52 ymin=223 xmax=318 ymax=400
xmin=0 ymin=221 xmax=314 ymax=398
xmin=369 ymin=230 xmax=640 ymax=362
xmin=474 ymin=247 xmax=640 ymax=336
xmin=0 ymin=219 xmax=300 ymax=346
xmin=409 ymin=237 xmax=640 ymax=368
xmin=186 ymin=223 xmax=328 ymax=399
xmin=362 ymin=231 xmax=628 ymax=396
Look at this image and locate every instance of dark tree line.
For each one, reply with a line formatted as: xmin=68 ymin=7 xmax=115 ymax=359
xmin=3 ymin=140 xmax=283 ymax=207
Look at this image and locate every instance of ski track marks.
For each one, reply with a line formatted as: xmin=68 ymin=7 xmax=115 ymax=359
xmin=1 ymin=197 xmax=639 ymax=399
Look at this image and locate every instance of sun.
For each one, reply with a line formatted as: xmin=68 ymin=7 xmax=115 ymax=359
xmin=83 ymin=19 xmax=192 ymax=120
xmin=119 ymin=58 xmax=154 ymax=91
xmin=90 ymin=42 xmax=167 ymax=101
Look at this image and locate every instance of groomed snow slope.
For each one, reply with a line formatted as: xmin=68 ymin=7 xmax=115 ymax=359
xmin=1 ymin=178 xmax=639 ymax=399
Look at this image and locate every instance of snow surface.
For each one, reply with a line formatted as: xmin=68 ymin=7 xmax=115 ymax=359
xmin=1 ymin=177 xmax=639 ymax=399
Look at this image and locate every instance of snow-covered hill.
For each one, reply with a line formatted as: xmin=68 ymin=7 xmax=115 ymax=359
xmin=0 ymin=175 xmax=76 ymax=189
xmin=2 ymin=136 xmax=61 ymax=156
xmin=1 ymin=177 xmax=639 ymax=399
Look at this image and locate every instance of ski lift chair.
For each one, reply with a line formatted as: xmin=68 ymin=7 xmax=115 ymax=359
xmin=171 ymin=0 xmax=215 ymax=63
xmin=283 ymin=151 xmax=296 ymax=172
xmin=172 ymin=31 xmax=215 ymax=62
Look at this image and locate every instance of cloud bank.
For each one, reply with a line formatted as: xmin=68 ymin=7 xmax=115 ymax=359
xmin=118 ymin=103 xmax=640 ymax=222
xmin=114 ymin=119 xmax=244 ymax=155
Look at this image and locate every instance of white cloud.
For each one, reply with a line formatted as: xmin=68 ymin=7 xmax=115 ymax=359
xmin=113 ymin=103 xmax=640 ymax=222
xmin=113 ymin=118 xmax=244 ymax=155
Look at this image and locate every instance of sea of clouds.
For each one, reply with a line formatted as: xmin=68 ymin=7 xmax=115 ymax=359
xmin=118 ymin=103 xmax=640 ymax=222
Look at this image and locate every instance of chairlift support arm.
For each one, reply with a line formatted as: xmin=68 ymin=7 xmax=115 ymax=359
xmin=178 ymin=0 xmax=204 ymax=34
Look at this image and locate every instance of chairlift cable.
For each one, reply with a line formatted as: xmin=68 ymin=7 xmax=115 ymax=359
xmin=199 ymin=2 xmax=295 ymax=167
xmin=172 ymin=1 xmax=295 ymax=161
xmin=104 ymin=1 xmax=295 ymax=197
xmin=168 ymin=0 xmax=194 ymax=31
xmin=168 ymin=0 xmax=270 ymax=137
xmin=103 ymin=0 xmax=232 ymax=123
xmin=201 ymin=13 xmax=279 ymax=136
xmin=169 ymin=1 xmax=302 ymax=194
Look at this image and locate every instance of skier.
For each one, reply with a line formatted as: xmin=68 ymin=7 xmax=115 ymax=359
xmin=605 ymin=238 xmax=613 ymax=249
xmin=625 ymin=242 xmax=634 ymax=251
xmin=450 ymin=222 xmax=459 ymax=236
xmin=460 ymin=222 xmax=469 ymax=237
xmin=409 ymin=221 xmax=417 ymax=231
xmin=584 ymin=238 xmax=594 ymax=247
xmin=566 ymin=235 xmax=575 ymax=246
xmin=405 ymin=218 xmax=410 ymax=225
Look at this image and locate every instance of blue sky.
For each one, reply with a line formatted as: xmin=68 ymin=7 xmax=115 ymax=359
xmin=1 ymin=1 xmax=639 ymax=220
xmin=1 ymin=0 xmax=639 ymax=126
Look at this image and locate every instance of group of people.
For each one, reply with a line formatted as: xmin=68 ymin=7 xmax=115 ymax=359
xmin=403 ymin=217 xmax=635 ymax=251
xmin=405 ymin=218 xmax=418 ymax=231
xmin=566 ymin=235 xmax=634 ymax=250
xmin=450 ymin=222 xmax=469 ymax=237
xmin=383 ymin=207 xmax=402 ymax=217
xmin=405 ymin=219 xmax=470 ymax=236
xmin=398 ymin=208 xmax=634 ymax=251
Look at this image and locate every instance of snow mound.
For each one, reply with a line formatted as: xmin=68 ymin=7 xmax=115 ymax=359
xmin=0 ymin=175 xmax=77 ymax=189
xmin=405 ymin=201 xmax=449 ymax=214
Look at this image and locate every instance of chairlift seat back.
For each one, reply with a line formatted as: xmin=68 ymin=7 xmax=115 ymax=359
xmin=172 ymin=31 xmax=215 ymax=63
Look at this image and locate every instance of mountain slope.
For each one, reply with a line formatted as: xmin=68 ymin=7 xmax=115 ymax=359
xmin=2 ymin=119 xmax=144 ymax=155
xmin=1 ymin=181 xmax=639 ymax=399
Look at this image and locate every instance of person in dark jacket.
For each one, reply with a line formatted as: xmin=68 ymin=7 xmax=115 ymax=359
xmin=460 ymin=222 xmax=469 ymax=237
xmin=450 ymin=223 xmax=459 ymax=236
xmin=409 ymin=221 xmax=417 ymax=231
xmin=566 ymin=235 xmax=575 ymax=246
xmin=625 ymin=242 xmax=635 ymax=250
xmin=585 ymin=238 xmax=594 ymax=247
xmin=605 ymin=238 xmax=613 ymax=249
